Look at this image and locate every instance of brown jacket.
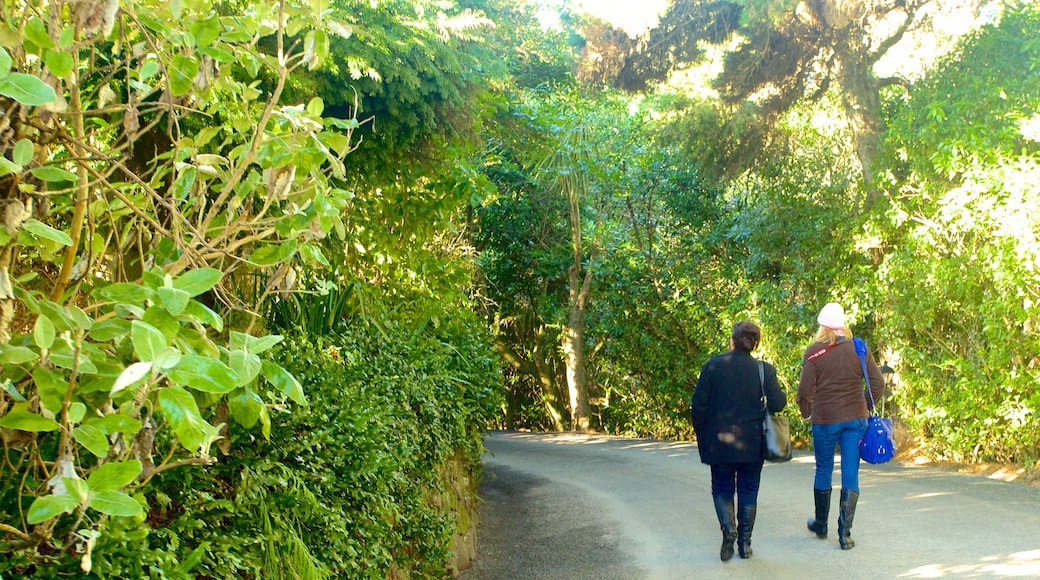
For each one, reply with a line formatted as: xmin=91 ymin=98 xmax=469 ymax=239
xmin=797 ymin=338 xmax=885 ymax=424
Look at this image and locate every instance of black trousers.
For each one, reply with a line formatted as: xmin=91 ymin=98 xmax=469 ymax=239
xmin=710 ymin=462 xmax=764 ymax=506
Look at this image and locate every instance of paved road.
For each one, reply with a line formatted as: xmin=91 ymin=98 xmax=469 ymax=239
xmin=459 ymin=431 xmax=1040 ymax=580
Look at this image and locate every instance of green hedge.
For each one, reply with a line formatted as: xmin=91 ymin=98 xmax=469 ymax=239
xmin=150 ymin=308 xmax=502 ymax=579
xmin=1 ymin=306 xmax=500 ymax=579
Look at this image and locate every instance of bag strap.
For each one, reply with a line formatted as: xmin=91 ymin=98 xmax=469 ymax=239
xmin=758 ymin=361 xmax=767 ymax=415
xmin=853 ymin=337 xmax=878 ymax=415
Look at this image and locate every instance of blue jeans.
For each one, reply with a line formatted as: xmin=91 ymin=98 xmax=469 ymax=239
xmin=711 ymin=462 xmax=764 ymax=507
xmin=811 ymin=418 xmax=868 ymax=492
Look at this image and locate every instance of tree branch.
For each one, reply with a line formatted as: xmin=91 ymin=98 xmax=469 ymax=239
xmin=867 ymin=8 xmax=914 ymax=67
xmin=0 ymin=522 xmax=32 ymax=542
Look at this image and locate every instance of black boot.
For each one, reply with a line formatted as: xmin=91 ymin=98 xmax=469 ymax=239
xmin=838 ymin=489 xmax=859 ymax=550
xmin=737 ymin=503 xmax=756 ymax=559
xmin=712 ymin=494 xmax=737 ymax=561
xmin=807 ymin=488 xmax=831 ymax=539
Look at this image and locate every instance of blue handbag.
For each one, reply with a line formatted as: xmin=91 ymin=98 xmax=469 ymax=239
xmin=854 ymin=338 xmax=895 ymax=464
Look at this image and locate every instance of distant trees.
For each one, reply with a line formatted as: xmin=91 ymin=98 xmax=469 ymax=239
xmin=601 ymin=0 xmax=990 ymax=193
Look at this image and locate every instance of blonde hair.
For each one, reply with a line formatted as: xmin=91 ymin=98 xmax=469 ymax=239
xmin=815 ymin=325 xmax=852 ymax=345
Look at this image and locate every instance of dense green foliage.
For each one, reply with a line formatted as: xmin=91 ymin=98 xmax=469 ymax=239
xmin=3 ymin=0 xmax=1040 ymax=576
xmin=148 ymin=303 xmax=500 ymax=579
xmin=476 ymin=1 xmax=1040 ymax=470
xmin=1 ymin=0 xmax=502 ymax=576
xmin=877 ymin=2 xmax=1040 ymax=463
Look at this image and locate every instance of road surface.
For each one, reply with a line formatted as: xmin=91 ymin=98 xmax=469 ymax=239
xmin=459 ymin=431 xmax=1040 ymax=580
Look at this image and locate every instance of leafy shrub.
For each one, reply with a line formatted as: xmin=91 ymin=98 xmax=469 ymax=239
xmin=149 ymin=302 xmax=501 ymax=579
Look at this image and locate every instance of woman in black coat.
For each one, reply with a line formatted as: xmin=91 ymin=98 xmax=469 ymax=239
xmin=689 ymin=321 xmax=787 ymax=561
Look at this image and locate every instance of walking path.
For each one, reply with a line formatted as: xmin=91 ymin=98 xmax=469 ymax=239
xmin=460 ymin=431 xmax=1040 ymax=580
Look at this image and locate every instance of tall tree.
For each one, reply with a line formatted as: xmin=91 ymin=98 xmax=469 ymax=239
xmin=479 ymin=87 xmax=635 ymax=431
xmin=538 ymin=122 xmax=595 ymax=432
xmin=592 ymin=0 xmax=990 ymax=195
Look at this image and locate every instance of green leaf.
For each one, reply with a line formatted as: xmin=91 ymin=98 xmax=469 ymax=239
xmin=89 ymin=319 xmax=132 ymax=341
xmin=21 ymin=218 xmax=73 ymax=246
xmin=259 ymin=404 xmax=271 ymax=439
xmin=67 ymin=304 xmax=93 ymax=331
xmin=13 ymin=138 xmax=33 ymax=166
xmin=48 ymin=346 xmax=98 ymax=374
xmin=34 ymin=314 xmax=56 ymax=349
xmin=262 ymin=360 xmax=306 ymax=405
xmin=33 ymin=367 xmax=66 ymax=416
xmin=158 ymin=385 xmax=218 ymax=452
xmin=0 ymin=410 xmax=60 ymax=432
xmin=173 ymin=166 xmax=197 ymax=198
xmin=139 ymin=60 xmax=160 ymax=81
xmin=157 ymin=286 xmax=190 ymax=315
xmin=250 ymin=240 xmax=298 ymax=266
xmin=175 ymin=542 xmax=211 ymax=575
xmin=143 ymin=305 xmax=181 ymax=338
xmin=248 ymin=334 xmax=283 ymax=354
xmin=303 ymin=29 xmax=329 ymax=70
xmin=2 ymin=380 xmax=26 ymax=401
xmin=95 ymin=282 xmax=154 ymax=304
xmin=74 ymin=424 xmax=110 ymax=458
xmin=229 ymin=331 xmax=282 ymax=353
xmin=0 ymin=156 xmax=19 ymax=177
xmin=87 ymin=460 xmax=142 ymax=492
xmin=58 ymin=26 xmax=75 ymax=50
xmin=229 ymin=350 xmax=261 ymax=387
xmin=166 ymin=355 xmax=239 ymax=394
xmin=0 ymin=46 xmax=11 ymax=78
xmin=131 ymin=320 xmax=167 ymax=362
xmin=43 ymin=48 xmax=74 ymax=78
xmin=183 ymin=300 xmax=223 ymax=331
xmin=153 ymin=347 xmax=183 ymax=371
xmin=300 ymin=243 xmax=331 ymax=267
xmin=173 ymin=268 xmax=222 ymax=296
xmin=38 ymin=300 xmax=75 ymax=331
xmin=191 ymin=17 xmax=222 ymax=47
xmin=89 ymin=490 xmax=143 ymax=517
xmin=307 ymin=97 xmax=324 ymax=117
xmin=68 ymin=402 xmax=86 ymax=423
xmin=0 ymin=344 xmax=39 ymax=364
xmin=89 ymin=413 xmax=143 ymax=437
xmin=0 ymin=73 xmax=57 ymax=106
xmin=64 ymin=477 xmax=90 ymax=504
xmin=111 ymin=362 xmax=152 ymax=395
xmin=169 ymin=54 xmax=199 ymax=97
xmin=228 ymin=386 xmax=264 ymax=428
xmin=30 ymin=165 xmax=77 ymax=183
xmin=24 ymin=17 xmax=56 ymax=50
xmin=26 ymin=494 xmax=79 ymax=524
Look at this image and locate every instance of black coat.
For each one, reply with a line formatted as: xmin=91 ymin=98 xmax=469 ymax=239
xmin=689 ymin=350 xmax=787 ymax=465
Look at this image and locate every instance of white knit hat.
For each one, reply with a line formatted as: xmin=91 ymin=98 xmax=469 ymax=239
xmin=817 ymin=302 xmax=846 ymax=330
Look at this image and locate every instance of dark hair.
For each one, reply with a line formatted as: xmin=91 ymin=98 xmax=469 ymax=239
xmin=731 ymin=321 xmax=761 ymax=353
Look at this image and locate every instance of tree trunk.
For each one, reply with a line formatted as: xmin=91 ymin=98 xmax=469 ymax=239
xmin=563 ymin=173 xmax=593 ymax=431
xmin=563 ymin=262 xmax=593 ymax=432
xmin=835 ymin=38 xmax=884 ymax=200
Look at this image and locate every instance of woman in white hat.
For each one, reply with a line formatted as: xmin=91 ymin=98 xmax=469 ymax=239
xmin=796 ymin=303 xmax=885 ymax=550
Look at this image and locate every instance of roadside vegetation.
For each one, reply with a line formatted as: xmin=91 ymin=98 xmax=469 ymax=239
xmin=1 ymin=0 xmax=1037 ymax=576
